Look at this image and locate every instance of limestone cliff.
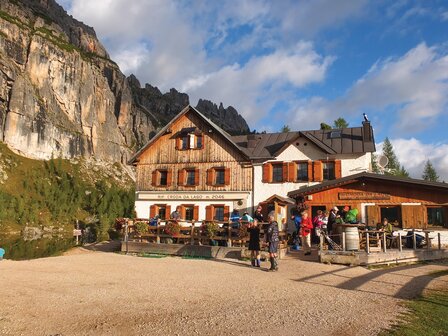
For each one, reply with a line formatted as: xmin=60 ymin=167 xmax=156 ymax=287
xmin=0 ymin=0 xmax=250 ymax=163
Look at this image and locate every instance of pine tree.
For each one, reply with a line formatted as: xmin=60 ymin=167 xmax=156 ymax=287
xmin=422 ymin=160 xmax=439 ymax=182
xmin=396 ymin=165 xmax=409 ymax=177
xmin=280 ymin=125 xmax=291 ymax=133
xmin=382 ymin=138 xmax=401 ymax=174
xmin=333 ymin=117 xmax=349 ymax=129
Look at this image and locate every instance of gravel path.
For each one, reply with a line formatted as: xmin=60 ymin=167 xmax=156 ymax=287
xmin=0 ymin=249 xmax=446 ymax=336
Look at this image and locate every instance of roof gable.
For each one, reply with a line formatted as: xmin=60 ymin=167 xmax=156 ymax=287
xmin=128 ymin=105 xmax=250 ymax=164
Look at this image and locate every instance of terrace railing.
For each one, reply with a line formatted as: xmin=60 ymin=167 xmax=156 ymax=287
xmin=122 ymin=219 xmax=288 ymax=249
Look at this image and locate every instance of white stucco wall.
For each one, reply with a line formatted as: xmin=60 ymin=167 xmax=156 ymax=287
xmin=253 ymin=142 xmax=371 ymax=207
xmin=135 ymin=191 xmax=252 ymax=223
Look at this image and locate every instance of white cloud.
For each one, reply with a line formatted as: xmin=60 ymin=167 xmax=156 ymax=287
xmin=376 ymin=138 xmax=448 ymax=181
xmin=185 ymin=42 xmax=334 ymax=123
xmin=64 ymin=0 xmax=362 ymax=125
xmin=286 ymin=43 xmax=448 ymax=133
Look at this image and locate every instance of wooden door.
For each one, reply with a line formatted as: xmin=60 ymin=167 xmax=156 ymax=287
xmin=402 ymin=205 xmax=426 ymax=229
xmin=366 ymin=205 xmax=379 ymax=228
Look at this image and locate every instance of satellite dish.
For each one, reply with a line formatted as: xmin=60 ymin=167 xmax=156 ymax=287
xmin=377 ymin=155 xmax=389 ymax=169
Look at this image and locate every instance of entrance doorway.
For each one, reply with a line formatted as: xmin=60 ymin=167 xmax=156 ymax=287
xmin=380 ymin=206 xmax=401 ymax=226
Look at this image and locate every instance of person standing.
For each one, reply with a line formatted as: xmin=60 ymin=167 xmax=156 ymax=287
xmin=170 ymin=206 xmax=181 ymax=221
xmin=300 ymin=211 xmax=313 ymax=256
xmin=248 ymin=219 xmax=261 ymax=267
xmin=266 ymin=212 xmax=279 ymax=271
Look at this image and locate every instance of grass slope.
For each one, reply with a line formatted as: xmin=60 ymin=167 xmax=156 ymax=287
xmin=0 ymin=142 xmax=135 ymax=240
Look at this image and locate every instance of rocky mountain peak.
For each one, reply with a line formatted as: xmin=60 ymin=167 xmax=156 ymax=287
xmin=0 ymin=0 xmax=251 ymax=164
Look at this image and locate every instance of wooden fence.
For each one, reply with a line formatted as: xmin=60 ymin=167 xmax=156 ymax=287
xmin=122 ymin=219 xmax=288 ymax=249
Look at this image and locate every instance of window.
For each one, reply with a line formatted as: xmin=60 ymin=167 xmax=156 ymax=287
xmin=323 ymin=162 xmax=335 ymax=180
xmin=196 ymin=135 xmax=203 ymax=149
xmin=184 ymin=206 xmax=194 ymax=221
xmin=158 ymin=206 xmax=167 ymax=220
xmin=215 ymin=169 xmax=225 ymax=185
xmin=152 ymin=169 xmax=171 ymax=187
xmin=186 ymin=169 xmax=196 ymax=186
xmin=297 ymin=162 xmax=308 ymax=181
xmin=272 ymin=164 xmax=283 ymax=183
xmin=330 ymin=130 xmax=342 ymax=139
xmin=182 ymin=136 xmax=189 ymax=150
xmin=214 ymin=206 xmax=224 ymax=221
xmin=177 ymin=131 xmax=203 ymax=150
xmin=427 ymin=207 xmax=445 ymax=227
xmin=159 ymin=170 xmax=168 ymax=186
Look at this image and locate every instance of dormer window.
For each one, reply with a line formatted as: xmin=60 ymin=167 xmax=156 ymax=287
xmin=330 ymin=130 xmax=342 ymax=139
xmin=176 ymin=128 xmax=204 ymax=150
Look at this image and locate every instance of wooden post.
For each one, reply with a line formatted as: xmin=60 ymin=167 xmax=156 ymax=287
xmin=156 ymin=222 xmax=160 ymax=244
xmin=382 ymin=232 xmax=387 ymax=253
xmin=124 ymin=220 xmax=129 ymax=254
xmin=438 ymin=232 xmax=441 ymax=250
xmin=319 ymin=232 xmax=324 ymax=252
xmin=413 ymin=232 xmax=417 ymax=250
xmin=190 ymin=223 xmax=195 ymax=245
xmin=425 ymin=232 xmax=430 ymax=250
xmin=227 ymin=221 xmax=232 ymax=247
xmin=342 ymin=232 xmax=346 ymax=251
xmin=398 ymin=232 xmax=402 ymax=252
xmin=365 ymin=231 xmax=370 ymax=254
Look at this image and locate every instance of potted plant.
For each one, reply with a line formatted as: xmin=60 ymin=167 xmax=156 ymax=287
xmin=134 ymin=221 xmax=148 ymax=236
xmin=165 ymin=220 xmax=181 ymax=236
xmin=202 ymin=221 xmax=219 ymax=238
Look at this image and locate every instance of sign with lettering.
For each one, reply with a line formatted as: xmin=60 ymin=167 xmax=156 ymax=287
xmin=338 ymin=192 xmax=390 ymax=200
xmin=138 ymin=192 xmax=249 ymax=201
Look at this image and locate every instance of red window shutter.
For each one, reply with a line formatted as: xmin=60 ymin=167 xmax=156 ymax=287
xmin=335 ymin=160 xmax=342 ymax=179
xmin=307 ymin=161 xmax=313 ymax=182
xmin=175 ymin=137 xmax=181 ymax=150
xmin=288 ymin=162 xmax=296 ymax=182
xmin=224 ymin=206 xmax=230 ymax=221
xmin=262 ymin=163 xmax=272 ymax=183
xmin=194 ymin=168 xmax=200 ymax=186
xmin=180 ymin=206 xmax=186 ymax=220
xmin=150 ymin=205 xmax=156 ymax=218
xmin=282 ymin=162 xmax=288 ymax=182
xmin=224 ymin=168 xmax=231 ymax=185
xmin=178 ymin=169 xmax=185 ymax=186
xmin=205 ymin=205 xmax=213 ymax=221
xmin=193 ymin=206 xmax=199 ymax=221
xmin=165 ymin=205 xmax=171 ymax=220
xmin=151 ymin=170 xmax=158 ymax=186
xmin=313 ymin=161 xmax=323 ymax=182
xmin=206 ymin=168 xmax=214 ymax=186
xmin=167 ymin=170 xmax=173 ymax=186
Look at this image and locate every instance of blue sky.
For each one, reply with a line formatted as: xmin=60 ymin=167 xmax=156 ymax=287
xmin=58 ymin=0 xmax=448 ymax=179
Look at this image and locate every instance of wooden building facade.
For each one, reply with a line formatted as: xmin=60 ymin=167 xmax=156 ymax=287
xmin=287 ymin=173 xmax=448 ymax=229
xmin=129 ymin=105 xmax=376 ymax=224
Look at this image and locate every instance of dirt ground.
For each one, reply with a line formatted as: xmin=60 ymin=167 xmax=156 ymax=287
xmin=0 ymin=247 xmax=447 ymax=336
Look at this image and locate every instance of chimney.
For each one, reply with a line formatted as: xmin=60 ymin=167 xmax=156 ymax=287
xmin=247 ymin=134 xmax=257 ymax=148
xmin=362 ymin=121 xmax=372 ymax=142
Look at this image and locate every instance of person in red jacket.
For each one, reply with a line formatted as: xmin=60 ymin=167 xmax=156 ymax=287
xmin=300 ymin=211 xmax=313 ymax=255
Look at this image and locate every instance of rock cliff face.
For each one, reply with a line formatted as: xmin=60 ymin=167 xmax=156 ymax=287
xmin=0 ymin=0 xmax=250 ymax=163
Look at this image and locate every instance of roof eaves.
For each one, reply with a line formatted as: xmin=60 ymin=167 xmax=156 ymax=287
xmin=127 ymin=105 xmax=192 ymax=165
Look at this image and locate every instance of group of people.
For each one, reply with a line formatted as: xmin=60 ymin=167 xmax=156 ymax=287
xmin=246 ymin=205 xmax=280 ymax=272
xmin=291 ymin=205 xmax=359 ymax=252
